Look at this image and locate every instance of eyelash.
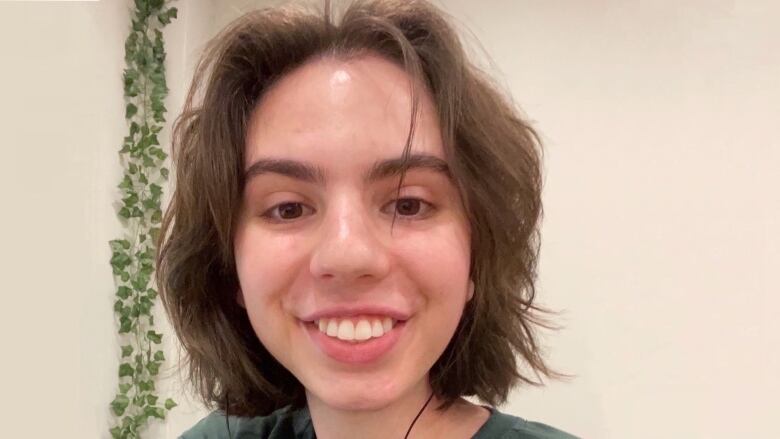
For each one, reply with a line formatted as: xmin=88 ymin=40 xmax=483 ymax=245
xmin=260 ymin=197 xmax=436 ymax=223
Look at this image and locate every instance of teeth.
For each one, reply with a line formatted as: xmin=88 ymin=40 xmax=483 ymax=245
xmin=337 ymin=320 xmax=354 ymax=340
xmin=354 ymin=320 xmax=372 ymax=341
xmin=326 ymin=319 xmax=339 ymax=337
xmin=382 ymin=317 xmax=392 ymax=332
xmin=371 ymin=319 xmax=384 ymax=337
xmin=315 ymin=316 xmax=397 ymax=342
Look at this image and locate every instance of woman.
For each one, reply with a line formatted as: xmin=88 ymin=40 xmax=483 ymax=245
xmin=157 ymin=0 xmax=577 ymax=437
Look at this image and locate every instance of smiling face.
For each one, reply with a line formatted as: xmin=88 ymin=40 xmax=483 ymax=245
xmin=233 ymin=54 xmax=473 ymax=411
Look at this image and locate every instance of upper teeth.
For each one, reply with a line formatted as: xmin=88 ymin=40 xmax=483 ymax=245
xmin=316 ymin=317 xmax=395 ymax=342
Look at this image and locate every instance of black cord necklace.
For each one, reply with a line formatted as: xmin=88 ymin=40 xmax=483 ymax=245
xmin=403 ymin=392 xmax=435 ymax=439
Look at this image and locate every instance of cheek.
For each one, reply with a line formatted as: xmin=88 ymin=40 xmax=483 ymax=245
xmin=234 ymin=226 xmax=304 ymax=309
xmin=397 ymin=223 xmax=472 ymax=304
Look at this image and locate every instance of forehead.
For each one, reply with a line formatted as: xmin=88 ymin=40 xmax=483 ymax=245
xmin=244 ymin=54 xmax=445 ymax=175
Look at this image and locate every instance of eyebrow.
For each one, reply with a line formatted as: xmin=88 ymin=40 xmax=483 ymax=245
xmin=243 ymin=153 xmax=451 ymax=185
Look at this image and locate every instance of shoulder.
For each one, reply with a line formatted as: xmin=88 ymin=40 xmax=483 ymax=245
xmin=474 ymin=407 xmax=580 ymax=439
xmin=179 ymin=405 xmax=313 ymax=439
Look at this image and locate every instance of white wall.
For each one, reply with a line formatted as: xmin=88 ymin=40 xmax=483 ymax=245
xmin=0 ymin=1 xmax=215 ymax=437
xmin=433 ymin=1 xmax=780 ymax=438
xmin=0 ymin=1 xmax=776 ymax=438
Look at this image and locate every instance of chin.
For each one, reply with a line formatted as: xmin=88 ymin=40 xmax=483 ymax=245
xmin=307 ymin=374 xmax=404 ymax=411
xmin=319 ymin=392 xmax=396 ymax=411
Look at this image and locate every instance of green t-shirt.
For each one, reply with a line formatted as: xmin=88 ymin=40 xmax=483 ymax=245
xmin=180 ymin=405 xmax=578 ymax=438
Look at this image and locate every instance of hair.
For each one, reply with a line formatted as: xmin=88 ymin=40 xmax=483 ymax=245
xmin=157 ymin=0 xmax=558 ymax=418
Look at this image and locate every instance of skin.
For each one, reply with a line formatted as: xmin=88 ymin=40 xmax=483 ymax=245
xmin=233 ymin=54 xmax=489 ymax=438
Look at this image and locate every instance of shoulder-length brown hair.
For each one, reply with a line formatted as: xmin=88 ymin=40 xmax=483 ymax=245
xmin=157 ymin=0 xmax=557 ymax=417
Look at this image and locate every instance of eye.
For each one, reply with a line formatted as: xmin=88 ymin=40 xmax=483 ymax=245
xmin=385 ymin=197 xmax=435 ymax=219
xmin=261 ymin=202 xmax=314 ymax=222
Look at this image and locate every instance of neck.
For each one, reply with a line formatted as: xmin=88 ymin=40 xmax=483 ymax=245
xmin=306 ymin=381 xmax=447 ymax=439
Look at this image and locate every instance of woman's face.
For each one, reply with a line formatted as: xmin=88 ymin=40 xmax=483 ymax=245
xmin=233 ymin=54 xmax=473 ymax=411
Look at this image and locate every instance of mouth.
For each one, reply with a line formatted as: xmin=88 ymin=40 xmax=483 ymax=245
xmin=301 ymin=316 xmax=407 ymax=364
xmin=315 ymin=315 xmax=399 ymax=342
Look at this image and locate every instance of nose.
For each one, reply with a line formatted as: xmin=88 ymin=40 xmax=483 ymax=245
xmin=309 ymin=194 xmax=391 ymax=285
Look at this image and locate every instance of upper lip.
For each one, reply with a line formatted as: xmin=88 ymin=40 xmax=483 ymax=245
xmin=300 ymin=305 xmax=412 ymax=322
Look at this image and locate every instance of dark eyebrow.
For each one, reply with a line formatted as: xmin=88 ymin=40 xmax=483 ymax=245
xmin=364 ymin=153 xmax=451 ymax=182
xmin=243 ymin=153 xmax=451 ymax=185
xmin=244 ymin=158 xmax=327 ymax=184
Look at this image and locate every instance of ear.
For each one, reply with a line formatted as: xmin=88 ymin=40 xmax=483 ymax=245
xmin=467 ymin=279 xmax=475 ymax=301
xmin=237 ymin=289 xmax=246 ymax=309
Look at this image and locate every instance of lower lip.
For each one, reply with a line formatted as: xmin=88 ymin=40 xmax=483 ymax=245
xmin=303 ymin=320 xmax=406 ymax=364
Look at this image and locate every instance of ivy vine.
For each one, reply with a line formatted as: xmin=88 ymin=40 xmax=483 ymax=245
xmin=109 ymin=1 xmax=178 ymax=438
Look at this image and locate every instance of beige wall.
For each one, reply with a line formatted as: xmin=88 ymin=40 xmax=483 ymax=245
xmin=437 ymin=1 xmax=780 ymax=437
xmin=0 ymin=1 xmax=217 ymax=437
xmin=0 ymin=1 xmax=776 ymax=438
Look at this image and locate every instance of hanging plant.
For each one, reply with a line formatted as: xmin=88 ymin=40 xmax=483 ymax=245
xmin=109 ymin=1 xmax=178 ymax=438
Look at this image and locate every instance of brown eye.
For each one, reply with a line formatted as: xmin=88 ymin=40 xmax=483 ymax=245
xmin=262 ymin=202 xmax=313 ymax=222
xmin=396 ymin=198 xmax=421 ymax=216
xmin=278 ymin=203 xmax=303 ymax=219
xmin=388 ymin=197 xmax=434 ymax=219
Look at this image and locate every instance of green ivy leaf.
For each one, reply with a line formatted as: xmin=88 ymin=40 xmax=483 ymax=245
xmin=146 ymin=394 xmax=158 ymax=405
xmin=121 ymin=345 xmax=133 ymax=358
xmin=158 ymin=10 xmax=172 ymax=25
xmin=131 ymin=18 xmax=143 ymax=32
xmin=118 ymin=175 xmax=133 ymax=190
xmin=122 ymin=193 xmax=139 ymax=207
xmin=109 ymin=239 xmax=131 ymax=251
xmin=119 ymin=383 xmax=132 ymax=394
xmin=146 ymin=330 xmax=162 ymax=344
xmin=117 ymin=286 xmax=132 ymax=300
xmin=118 ymin=363 xmax=134 ymax=378
xmin=125 ymin=103 xmax=138 ymax=119
xmin=111 ymin=395 xmax=130 ymax=416
xmin=149 ymin=183 xmax=162 ymax=197
xmin=110 ymin=252 xmax=131 ymax=271
xmin=144 ymin=405 xmax=165 ymax=420
xmin=153 ymin=350 xmax=165 ymax=361
xmin=119 ymin=316 xmax=132 ymax=333
xmin=164 ymin=398 xmax=177 ymax=410
xmin=139 ymin=297 xmax=152 ymax=315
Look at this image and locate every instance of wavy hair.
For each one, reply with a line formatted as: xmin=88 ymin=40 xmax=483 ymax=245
xmin=157 ymin=0 xmax=557 ymax=417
